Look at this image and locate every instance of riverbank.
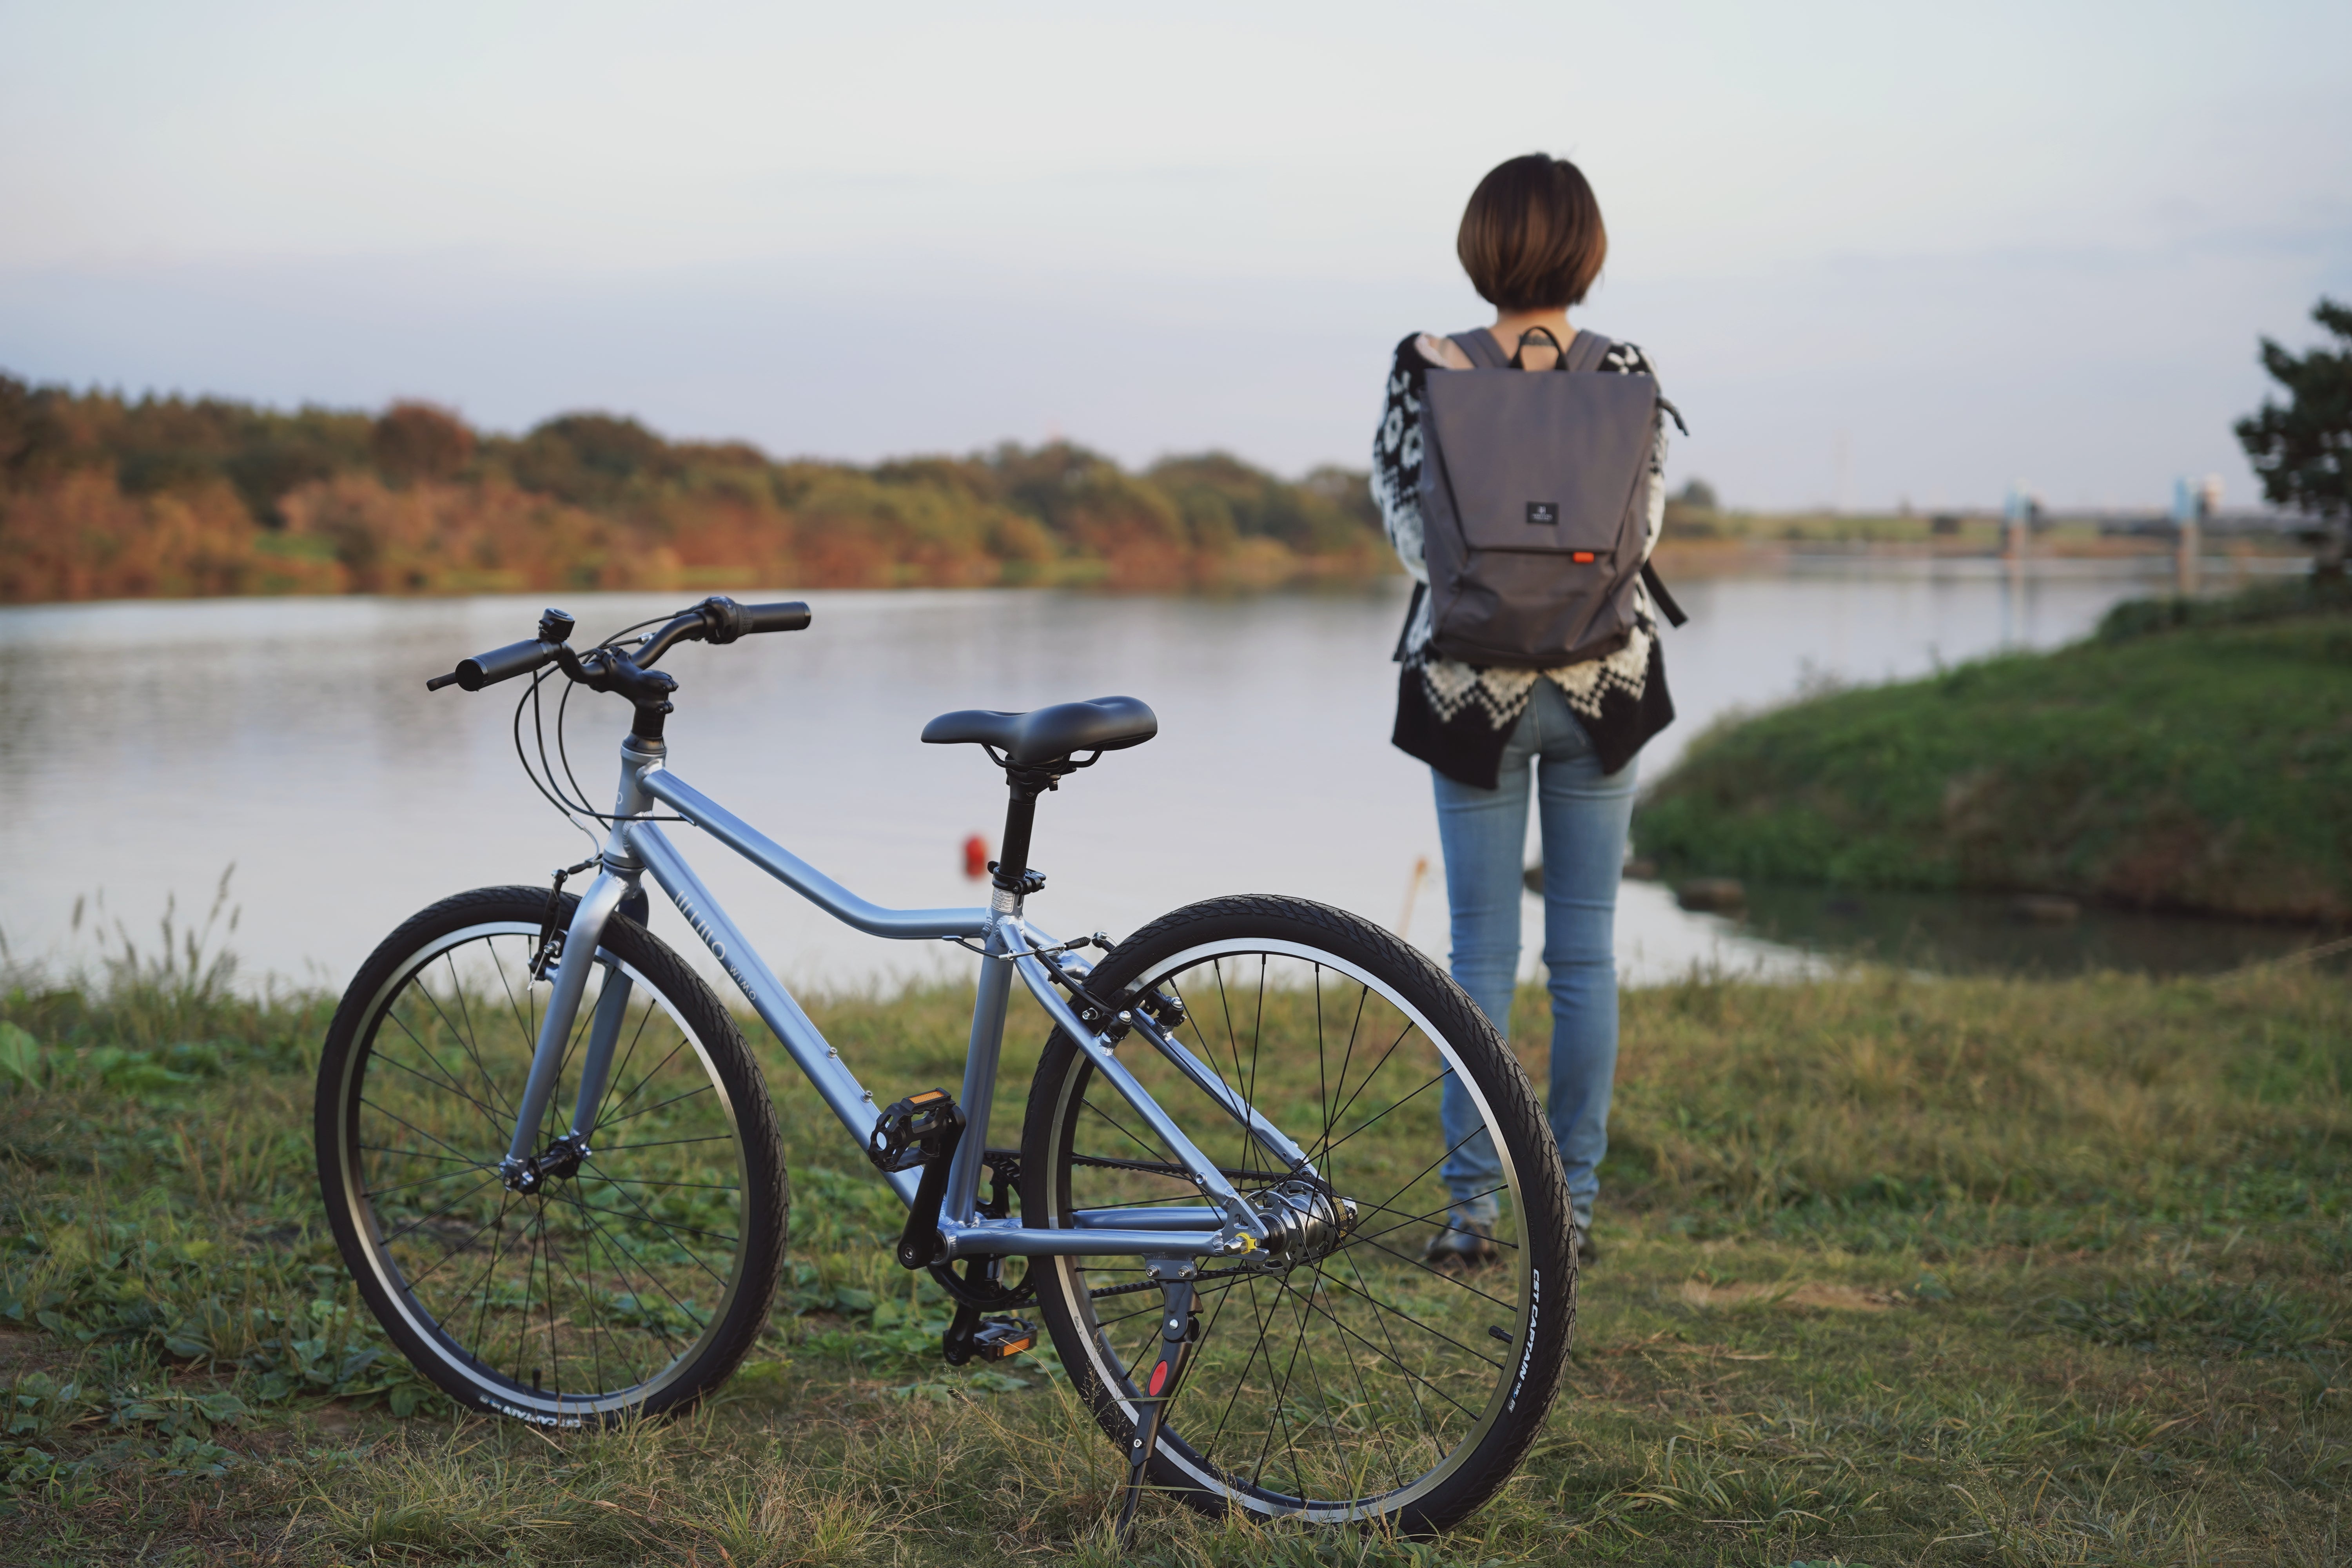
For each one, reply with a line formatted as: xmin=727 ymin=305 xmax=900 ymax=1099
xmin=2 ymin=956 xmax=2344 ymax=1562
xmin=1634 ymin=578 xmax=2352 ymax=924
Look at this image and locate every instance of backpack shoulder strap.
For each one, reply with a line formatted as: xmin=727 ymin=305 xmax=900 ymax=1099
xmin=1641 ymin=560 xmax=1690 ymax=628
xmin=1449 ymin=330 xmax=1511 ymax=368
xmin=1565 ymin=330 xmax=1615 ymax=373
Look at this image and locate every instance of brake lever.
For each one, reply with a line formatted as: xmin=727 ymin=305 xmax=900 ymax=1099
xmin=630 ymin=606 xmax=720 ymax=670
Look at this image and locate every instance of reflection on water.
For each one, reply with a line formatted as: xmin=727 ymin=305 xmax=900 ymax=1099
xmin=0 ymin=556 xmax=2286 ymax=993
xmin=1732 ymin=883 xmax=2330 ymax=977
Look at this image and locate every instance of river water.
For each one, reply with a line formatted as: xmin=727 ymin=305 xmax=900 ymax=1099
xmin=0 ymin=555 xmax=2312 ymax=995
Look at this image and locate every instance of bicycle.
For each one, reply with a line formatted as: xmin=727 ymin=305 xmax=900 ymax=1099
xmin=314 ymin=594 xmax=1577 ymax=1535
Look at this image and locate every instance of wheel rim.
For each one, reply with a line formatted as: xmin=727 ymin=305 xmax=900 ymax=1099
xmin=1040 ymin=937 xmax=1538 ymax=1519
xmin=330 ymin=920 xmax=752 ymax=1421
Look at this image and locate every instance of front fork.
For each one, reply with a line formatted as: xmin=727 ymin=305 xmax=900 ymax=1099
xmin=499 ymin=869 xmax=641 ymax=1192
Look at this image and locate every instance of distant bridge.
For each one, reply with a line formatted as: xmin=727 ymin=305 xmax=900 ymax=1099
xmin=1918 ymin=508 xmax=2307 ymax=537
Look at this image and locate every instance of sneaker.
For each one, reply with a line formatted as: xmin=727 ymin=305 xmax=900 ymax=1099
xmin=1421 ymin=1220 xmax=1499 ymax=1273
xmin=1576 ymin=1232 xmax=1599 ymax=1267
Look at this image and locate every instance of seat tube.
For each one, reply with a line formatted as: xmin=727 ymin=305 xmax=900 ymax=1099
xmin=943 ymin=886 xmax=1020 ymax=1224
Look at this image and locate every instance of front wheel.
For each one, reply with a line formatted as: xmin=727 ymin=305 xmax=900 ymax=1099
xmin=1020 ymin=895 xmax=1575 ymax=1530
xmin=316 ymin=886 xmax=787 ymax=1424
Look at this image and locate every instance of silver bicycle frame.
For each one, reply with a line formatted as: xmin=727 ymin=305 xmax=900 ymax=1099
xmin=497 ymin=736 xmax=1314 ymax=1261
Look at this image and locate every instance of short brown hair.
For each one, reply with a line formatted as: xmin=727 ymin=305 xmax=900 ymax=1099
xmin=1456 ymin=154 xmax=1608 ymax=311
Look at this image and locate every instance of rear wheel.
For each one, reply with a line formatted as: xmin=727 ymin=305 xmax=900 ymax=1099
xmin=316 ymin=886 xmax=786 ymax=1424
xmin=1020 ymin=895 xmax=1574 ymax=1530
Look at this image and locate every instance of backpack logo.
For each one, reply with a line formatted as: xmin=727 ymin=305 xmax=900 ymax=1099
xmin=1526 ymin=502 xmax=1558 ymax=526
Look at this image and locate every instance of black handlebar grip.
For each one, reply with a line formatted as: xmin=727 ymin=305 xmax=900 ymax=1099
xmin=449 ymin=637 xmax=557 ymax=692
xmin=742 ymin=601 xmax=811 ymax=634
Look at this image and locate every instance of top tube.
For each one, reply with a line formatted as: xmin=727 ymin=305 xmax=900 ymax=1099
xmin=640 ymin=769 xmax=989 ymax=942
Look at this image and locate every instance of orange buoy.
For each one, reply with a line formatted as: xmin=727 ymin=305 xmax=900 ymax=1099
xmin=963 ymin=835 xmax=988 ymax=880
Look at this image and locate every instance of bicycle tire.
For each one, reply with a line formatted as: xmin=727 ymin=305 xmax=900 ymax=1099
xmin=316 ymin=886 xmax=786 ymax=1424
xmin=1019 ymin=894 xmax=1574 ymax=1530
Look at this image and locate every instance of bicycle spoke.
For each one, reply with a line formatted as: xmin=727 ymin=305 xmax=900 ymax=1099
xmin=1076 ymin=1096 xmax=1166 ymax=1166
xmin=595 ymin=1033 xmax=693 ymax=1135
xmin=402 ymin=1194 xmax=514 ymax=1291
xmin=1319 ymin=1069 xmax=1447 ymax=1162
xmin=440 ymin=955 xmax=518 ymax=1122
xmin=367 ymin=1165 xmax=491 ymax=1200
xmin=338 ymin=920 xmax=756 ymax=1415
xmin=1301 ymin=1248 xmax=1398 ymax=1494
xmin=567 ymin=1191 xmax=691 ymax=1360
xmin=588 ymin=1174 xmax=740 ymax=1194
xmin=1319 ymin=984 xmax=1372 ymax=1159
xmin=1347 ymin=1126 xmax=1520 ymax=1253
xmin=360 ymin=1143 xmax=480 ymax=1165
xmin=370 ymin=1038 xmax=512 ymax=1140
xmin=380 ymin=1173 xmax=501 ymax=1248
xmin=361 ymin=1096 xmax=492 ymax=1169
xmin=592 ymin=1080 xmax=713 ymax=1133
xmin=1048 ymin=928 xmax=1557 ymax=1518
xmin=1316 ymin=1018 xmax=1419 ymax=1152
xmin=466 ymin=1200 xmax=517 ymax=1348
xmin=566 ymin=1193 xmax=739 ymax=1248
xmin=583 ymin=1158 xmax=735 ymax=1287
xmin=1270 ymin=1267 xmax=1352 ymax=1499
xmin=542 ymin=1185 xmax=610 ymax=1397
xmin=1338 ymin=1243 xmax=1437 ymax=1454
xmin=588 ymin=999 xmax=660 ymax=1131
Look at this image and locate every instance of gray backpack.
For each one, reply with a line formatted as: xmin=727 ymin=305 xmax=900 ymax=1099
xmin=1417 ymin=327 xmax=1686 ymax=668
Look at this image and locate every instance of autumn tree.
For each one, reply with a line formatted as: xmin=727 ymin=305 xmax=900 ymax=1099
xmin=372 ymin=401 xmax=477 ymax=485
xmin=2236 ymin=297 xmax=2351 ymax=576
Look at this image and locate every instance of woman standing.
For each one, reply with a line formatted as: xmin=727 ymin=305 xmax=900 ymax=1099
xmin=1371 ymin=153 xmax=1675 ymax=1269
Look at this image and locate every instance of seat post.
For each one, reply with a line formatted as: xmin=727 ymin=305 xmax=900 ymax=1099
xmin=993 ymin=768 xmax=1055 ymax=893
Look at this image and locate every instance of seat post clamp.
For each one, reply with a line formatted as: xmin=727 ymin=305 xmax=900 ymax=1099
xmin=987 ymin=861 xmax=1048 ymax=898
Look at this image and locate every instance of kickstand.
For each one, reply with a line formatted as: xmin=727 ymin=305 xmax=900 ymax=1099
xmin=1115 ymin=1268 xmax=1198 ymax=1545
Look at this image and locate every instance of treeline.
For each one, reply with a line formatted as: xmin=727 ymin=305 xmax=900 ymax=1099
xmin=0 ymin=374 xmax=1387 ymax=602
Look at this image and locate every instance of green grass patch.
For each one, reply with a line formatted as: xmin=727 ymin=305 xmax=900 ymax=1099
xmin=2047 ymin=1278 xmax=2339 ymax=1361
xmin=1635 ymin=578 xmax=2352 ymax=922
xmin=0 ymin=931 xmax=2346 ymax=1562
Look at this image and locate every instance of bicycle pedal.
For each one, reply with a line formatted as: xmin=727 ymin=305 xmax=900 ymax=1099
xmin=964 ymin=1315 xmax=1037 ymax=1363
xmin=943 ymin=1298 xmax=1035 ymax=1365
xmin=867 ymin=1088 xmax=962 ymax=1174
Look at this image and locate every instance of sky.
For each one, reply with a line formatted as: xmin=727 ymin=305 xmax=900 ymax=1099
xmin=2 ymin=1 xmax=2347 ymax=511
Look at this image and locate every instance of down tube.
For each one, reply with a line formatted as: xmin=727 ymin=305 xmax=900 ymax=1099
xmin=622 ymin=821 xmax=920 ymax=1206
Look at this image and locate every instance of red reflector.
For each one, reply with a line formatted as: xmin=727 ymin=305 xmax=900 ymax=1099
xmin=1572 ymin=551 xmax=1596 ymax=564
xmin=1148 ymin=1361 xmax=1169 ymax=1395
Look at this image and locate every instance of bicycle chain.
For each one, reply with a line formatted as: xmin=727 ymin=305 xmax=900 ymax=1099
xmin=1062 ymin=1151 xmax=1303 ymax=1299
xmin=970 ymin=1152 xmax=1293 ymax=1304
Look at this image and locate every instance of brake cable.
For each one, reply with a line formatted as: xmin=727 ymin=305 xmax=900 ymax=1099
xmin=510 ymin=610 xmax=694 ymax=839
xmin=512 ymin=670 xmax=601 ymax=852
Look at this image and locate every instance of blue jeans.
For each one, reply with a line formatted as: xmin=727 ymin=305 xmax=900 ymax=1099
xmin=1433 ymin=679 xmax=1636 ymax=1240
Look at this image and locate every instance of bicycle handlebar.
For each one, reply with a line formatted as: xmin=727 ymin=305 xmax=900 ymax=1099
xmin=721 ymin=599 xmax=813 ymax=639
xmin=430 ymin=637 xmax=561 ymax=692
xmin=425 ymin=596 xmax=812 ymax=693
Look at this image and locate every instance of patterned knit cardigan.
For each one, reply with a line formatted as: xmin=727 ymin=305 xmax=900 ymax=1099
xmin=1371 ymin=331 xmax=1676 ymax=789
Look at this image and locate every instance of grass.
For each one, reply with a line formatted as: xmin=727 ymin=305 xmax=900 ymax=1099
xmin=1633 ymin=578 xmax=2352 ymax=922
xmin=0 ymin=915 xmax=2347 ymax=1564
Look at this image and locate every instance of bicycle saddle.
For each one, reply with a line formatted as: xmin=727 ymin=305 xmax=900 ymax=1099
xmin=921 ymin=695 xmax=1158 ymax=766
